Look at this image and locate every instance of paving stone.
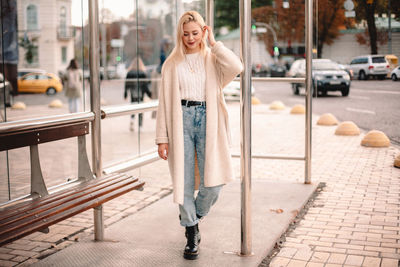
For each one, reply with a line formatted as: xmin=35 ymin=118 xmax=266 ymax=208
xmin=381 ymin=258 xmax=399 ymax=267
xmin=305 ymin=262 xmax=324 ymax=267
xmin=276 ymin=247 xmax=297 ymax=258
xmin=327 ymin=253 xmax=347 ymax=264
xmin=10 ymin=256 xmax=29 ymax=263
xmin=292 ymin=247 xmax=313 ymax=261
xmin=270 ymin=256 xmax=290 ymax=267
xmin=309 ymin=252 xmax=330 ymax=263
xmin=0 ymin=259 xmax=15 ymax=267
xmin=8 ymin=250 xmax=37 ymax=258
xmin=344 ymin=255 xmax=364 ymax=266
xmin=0 ymin=253 xmax=15 ymax=260
xmin=361 ymin=257 xmax=381 ymax=267
xmin=286 ymin=259 xmax=307 ymax=267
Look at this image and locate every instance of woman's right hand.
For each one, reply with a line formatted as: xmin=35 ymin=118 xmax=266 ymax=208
xmin=158 ymin=143 xmax=169 ymax=160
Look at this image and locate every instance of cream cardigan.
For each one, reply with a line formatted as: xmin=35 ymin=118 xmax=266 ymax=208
xmin=156 ymin=41 xmax=243 ymax=204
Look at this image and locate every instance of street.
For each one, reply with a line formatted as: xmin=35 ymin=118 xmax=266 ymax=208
xmin=253 ymin=79 xmax=400 ymax=146
xmin=6 ymin=79 xmax=400 ymax=146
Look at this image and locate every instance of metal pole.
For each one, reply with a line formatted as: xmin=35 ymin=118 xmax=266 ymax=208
xmin=305 ymin=0 xmax=313 ymax=184
xmin=88 ymin=0 xmax=104 ymax=241
xmin=239 ymin=0 xmax=252 ymax=256
xmin=388 ymin=0 xmax=392 ymax=54
xmin=206 ymin=0 xmax=214 ymax=29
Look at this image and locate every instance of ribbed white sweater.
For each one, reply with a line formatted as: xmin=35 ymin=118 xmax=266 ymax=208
xmin=177 ymin=52 xmax=206 ymax=101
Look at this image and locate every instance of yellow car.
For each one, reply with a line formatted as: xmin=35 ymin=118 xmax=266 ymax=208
xmin=18 ymin=72 xmax=63 ymax=95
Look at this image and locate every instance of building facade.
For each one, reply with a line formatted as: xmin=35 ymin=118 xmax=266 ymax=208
xmin=17 ymin=0 xmax=74 ymax=75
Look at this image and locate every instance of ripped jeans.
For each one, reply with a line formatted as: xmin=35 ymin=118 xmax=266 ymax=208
xmin=179 ymin=104 xmax=223 ymax=227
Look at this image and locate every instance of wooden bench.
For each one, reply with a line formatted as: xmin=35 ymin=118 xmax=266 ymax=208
xmin=0 ymin=121 xmax=145 ymax=246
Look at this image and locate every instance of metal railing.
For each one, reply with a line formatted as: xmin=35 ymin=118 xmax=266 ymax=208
xmin=0 ymin=112 xmax=94 ymax=133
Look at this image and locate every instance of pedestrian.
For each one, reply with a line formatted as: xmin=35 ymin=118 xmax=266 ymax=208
xmin=124 ymin=57 xmax=152 ymax=131
xmin=155 ymin=11 xmax=243 ymax=260
xmin=64 ymin=59 xmax=83 ymax=113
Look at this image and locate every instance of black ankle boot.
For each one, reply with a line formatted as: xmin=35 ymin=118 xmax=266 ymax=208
xmin=183 ymin=224 xmax=200 ymax=260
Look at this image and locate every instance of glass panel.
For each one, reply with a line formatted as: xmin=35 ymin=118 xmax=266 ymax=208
xmin=100 ymin=0 xmax=180 ymax=172
xmin=0 ymin=0 xmax=88 ymax=203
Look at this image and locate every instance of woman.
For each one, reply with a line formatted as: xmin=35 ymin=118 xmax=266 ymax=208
xmin=156 ymin=11 xmax=243 ymax=260
xmin=64 ymin=59 xmax=83 ymax=113
xmin=124 ymin=57 xmax=152 ymax=131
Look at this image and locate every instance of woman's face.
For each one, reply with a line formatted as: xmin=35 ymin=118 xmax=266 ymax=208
xmin=182 ymin=21 xmax=204 ymax=54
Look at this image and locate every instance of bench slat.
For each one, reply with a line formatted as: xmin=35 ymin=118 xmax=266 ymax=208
xmin=0 ymin=173 xmax=124 ymax=221
xmin=1 ymin=175 xmax=136 ymax=228
xmin=0 ymin=176 xmax=142 ymax=235
xmin=0 ymin=179 xmax=145 ymax=246
xmin=0 ymin=122 xmax=89 ymax=151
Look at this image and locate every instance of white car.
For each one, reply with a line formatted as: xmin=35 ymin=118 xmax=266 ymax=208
xmin=223 ymin=80 xmax=255 ymax=100
xmin=349 ymin=55 xmax=389 ymax=80
xmin=391 ymin=66 xmax=400 ymax=81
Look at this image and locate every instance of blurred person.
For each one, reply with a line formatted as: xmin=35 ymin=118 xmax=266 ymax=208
xmin=124 ymin=57 xmax=152 ymax=131
xmin=155 ymin=11 xmax=243 ymax=260
xmin=64 ymin=59 xmax=83 ymax=113
xmin=150 ymin=39 xmax=171 ymax=118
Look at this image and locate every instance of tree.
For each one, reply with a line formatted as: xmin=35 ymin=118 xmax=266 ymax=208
xmin=252 ymin=0 xmax=305 ymax=55
xmin=354 ymin=0 xmax=400 ymax=54
xmin=214 ymin=0 xmax=272 ymax=34
xmin=252 ymin=0 xmax=345 ymax=58
xmin=315 ymin=0 xmax=346 ymax=58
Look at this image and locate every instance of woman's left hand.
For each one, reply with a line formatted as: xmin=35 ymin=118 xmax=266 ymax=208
xmin=204 ymin=25 xmax=216 ymax=47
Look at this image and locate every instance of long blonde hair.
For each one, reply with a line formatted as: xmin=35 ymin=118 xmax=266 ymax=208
xmin=166 ymin=11 xmax=208 ymax=64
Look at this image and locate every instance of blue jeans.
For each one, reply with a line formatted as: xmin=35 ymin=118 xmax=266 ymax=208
xmin=179 ymin=105 xmax=223 ymax=227
xmin=68 ymin=97 xmax=80 ymax=113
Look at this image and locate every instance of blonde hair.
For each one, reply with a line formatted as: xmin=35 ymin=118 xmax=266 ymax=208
xmin=166 ymin=11 xmax=208 ymax=64
xmin=127 ymin=57 xmax=147 ymax=72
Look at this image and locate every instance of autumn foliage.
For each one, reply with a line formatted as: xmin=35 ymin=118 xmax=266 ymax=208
xmin=252 ymin=0 xmax=347 ymax=58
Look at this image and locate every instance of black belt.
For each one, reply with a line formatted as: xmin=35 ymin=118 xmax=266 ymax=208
xmin=181 ymin=100 xmax=206 ymax=107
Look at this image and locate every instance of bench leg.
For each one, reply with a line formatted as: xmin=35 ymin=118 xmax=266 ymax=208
xmin=78 ymin=135 xmax=95 ymax=181
xmin=30 ymin=145 xmax=49 ymax=197
xmin=94 ymin=205 xmax=104 ymax=241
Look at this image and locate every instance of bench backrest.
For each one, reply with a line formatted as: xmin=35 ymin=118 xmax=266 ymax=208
xmin=0 ymin=122 xmax=89 ymax=152
xmin=0 ymin=121 xmax=93 ymax=198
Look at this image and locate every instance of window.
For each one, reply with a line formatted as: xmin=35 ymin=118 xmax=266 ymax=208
xmin=60 ymin=6 xmax=67 ymax=36
xmin=24 ymin=74 xmax=37 ymax=80
xmin=27 ymin=4 xmax=38 ymax=30
xmin=372 ymin=57 xmax=386 ymax=63
xmin=62 ymin=47 xmax=67 ymax=63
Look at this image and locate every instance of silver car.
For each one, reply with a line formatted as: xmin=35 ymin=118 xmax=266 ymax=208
xmin=288 ymin=59 xmax=351 ymax=97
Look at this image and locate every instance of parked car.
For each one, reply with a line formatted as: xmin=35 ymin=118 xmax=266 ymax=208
xmin=390 ymin=66 xmax=400 ymax=81
xmin=18 ymin=72 xmax=63 ymax=95
xmin=269 ymin=63 xmax=287 ymax=77
xmin=223 ymin=80 xmax=255 ymax=100
xmin=349 ymin=55 xmax=389 ymax=80
xmin=288 ymin=58 xmax=351 ymax=97
xmin=0 ymin=73 xmax=13 ymax=107
xmin=252 ymin=63 xmax=269 ymax=77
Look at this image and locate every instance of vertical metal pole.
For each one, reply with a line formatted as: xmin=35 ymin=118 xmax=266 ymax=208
xmin=89 ymin=0 xmax=104 ymax=241
xmin=388 ymin=0 xmax=392 ymax=54
xmin=239 ymin=0 xmax=252 ymax=256
xmin=206 ymin=0 xmax=214 ymax=29
xmin=305 ymin=0 xmax=313 ymax=184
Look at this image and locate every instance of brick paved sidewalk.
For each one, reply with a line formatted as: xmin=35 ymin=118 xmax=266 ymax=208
xmin=263 ymin=108 xmax=400 ymax=266
xmin=0 ymin=102 xmax=399 ymax=266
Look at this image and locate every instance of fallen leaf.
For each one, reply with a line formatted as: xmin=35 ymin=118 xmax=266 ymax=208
xmin=270 ymin=208 xmax=284 ymax=213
